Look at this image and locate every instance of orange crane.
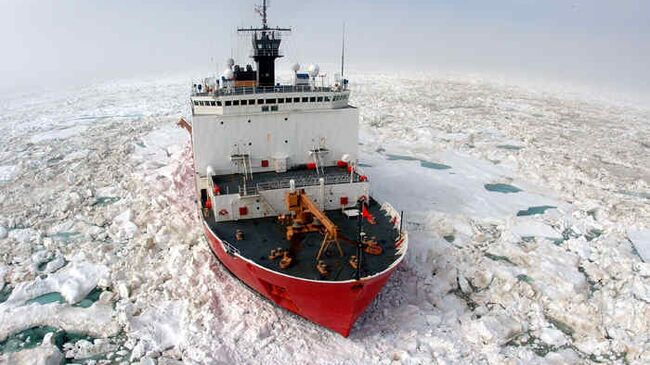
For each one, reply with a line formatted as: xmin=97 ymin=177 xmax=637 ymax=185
xmin=285 ymin=189 xmax=343 ymax=261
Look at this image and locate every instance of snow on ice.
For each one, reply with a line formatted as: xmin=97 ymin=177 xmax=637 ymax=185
xmin=0 ymin=72 xmax=648 ymax=364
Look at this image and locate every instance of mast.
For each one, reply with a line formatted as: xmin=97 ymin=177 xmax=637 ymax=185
xmin=341 ymin=22 xmax=345 ymax=78
xmin=238 ymin=1 xmax=291 ymax=87
xmin=259 ymin=0 xmax=268 ymax=28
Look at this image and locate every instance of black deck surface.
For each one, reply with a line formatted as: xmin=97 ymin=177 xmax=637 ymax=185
xmin=206 ymin=199 xmax=401 ymax=281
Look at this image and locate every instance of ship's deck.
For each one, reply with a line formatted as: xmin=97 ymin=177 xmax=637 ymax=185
xmin=206 ymin=198 xmax=402 ymax=281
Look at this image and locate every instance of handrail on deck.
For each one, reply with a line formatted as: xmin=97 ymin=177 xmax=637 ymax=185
xmin=222 ymin=239 xmax=241 ymax=256
xmin=235 ymin=173 xmax=358 ymax=197
xmin=193 ymin=85 xmax=348 ymax=98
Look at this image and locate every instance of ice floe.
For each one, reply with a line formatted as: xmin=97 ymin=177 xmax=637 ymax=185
xmin=628 ymin=229 xmax=650 ymax=262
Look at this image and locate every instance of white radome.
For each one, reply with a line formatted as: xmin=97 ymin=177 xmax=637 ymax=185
xmin=226 ymin=58 xmax=235 ymax=68
xmin=223 ymin=68 xmax=234 ymax=80
xmin=307 ymin=64 xmax=320 ymax=77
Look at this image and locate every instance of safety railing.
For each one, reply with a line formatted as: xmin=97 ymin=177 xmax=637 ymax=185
xmin=250 ymin=173 xmax=358 ymax=194
xmin=193 ymin=85 xmax=347 ymax=97
xmin=222 ymin=240 xmax=241 ymax=256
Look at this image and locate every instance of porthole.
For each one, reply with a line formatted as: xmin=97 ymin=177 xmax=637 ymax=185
xmin=284 ymin=140 xmax=288 ymax=144
xmin=248 ymin=142 xmax=252 ymax=146
xmin=220 ymin=121 xmax=224 ymax=125
xmin=284 ymin=117 xmax=288 ymax=121
xmin=248 ymin=119 xmax=251 ymax=123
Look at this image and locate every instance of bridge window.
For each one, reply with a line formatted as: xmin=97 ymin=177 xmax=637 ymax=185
xmin=271 ymin=105 xmax=278 ymax=111
xmin=241 ymin=100 xmax=247 ymax=105
xmin=210 ymin=101 xmax=216 ymax=106
xmin=309 ymin=97 xmax=316 ymax=102
xmin=278 ymin=98 xmax=284 ymax=104
xmin=302 ymin=97 xmax=308 ymax=102
xmin=217 ymin=100 xmax=222 ymax=106
xmin=225 ymin=100 xmax=231 ymax=106
xmin=193 ymin=101 xmax=199 ymax=106
xmin=294 ymin=97 xmax=300 ymax=103
xmin=233 ymin=100 xmax=240 ymax=106
xmin=317 ymin=96 xmax=323 ymax=102
xmin=258 ymin=99 xmax=264 ymax=105
xmin=325 ymin=96 xmax=331 ymax=102
xmin=266 ymin=99 xmax=276 ymax=104
xmin=285 ymin=98 xmax=292 ymax=103
xmin=261 ymin=106 xmax=269 ymax=112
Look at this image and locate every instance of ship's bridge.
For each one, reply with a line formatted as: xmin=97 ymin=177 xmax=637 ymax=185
xmin=191 ymin=85 xmax=351 ymax=116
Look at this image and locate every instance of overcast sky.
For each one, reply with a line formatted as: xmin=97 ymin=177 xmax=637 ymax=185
xmin=1 ymin=0 xmax=649 ymax=99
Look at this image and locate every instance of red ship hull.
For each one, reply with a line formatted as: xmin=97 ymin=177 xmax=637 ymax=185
xmin=203 ymin=221 xmax=403 ymax=337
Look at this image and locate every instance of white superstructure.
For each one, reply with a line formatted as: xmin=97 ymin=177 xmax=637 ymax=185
xmin=189 ymin=2 xmax=368 ymax=223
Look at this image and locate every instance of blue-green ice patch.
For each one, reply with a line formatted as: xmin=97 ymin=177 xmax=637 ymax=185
xmin=484 ymin=183 xmax=522 ymax=193
xmin=0 ymin=285 xmax=13 ymax=304
xmin=386 ymin=154 xmax=451 ymax=170
xmin=74 ymin=288 xmax=103 ymax=308
xmin=0 ymin=326 xmax=96 ymax=354
xmin=419 ymin=160 xmax=451 ymax=170
xmin=50 ymin=231 xmax=80 ymax=243
xmin=497 ymin=144 xmax=524 ymax=150
xmin=386 ymin=154 xmax=418 ymax=161
xmin=92 ymin=196 xmax=121 ymax=206
xmin=516 ymin=205 xmax=556 ymax=216
xmin=25 ymin=292 xmax=66 ymax=306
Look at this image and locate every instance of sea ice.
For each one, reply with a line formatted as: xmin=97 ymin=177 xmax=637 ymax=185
xmin=0 ymin=332 xmax=63 ymax=365
xmin=2 ymin=260 xmax=108 ymax=306
xmin=628 ymin=229 xmax=650 ymax=262
xmin=0 ymin=165 xmax=19 ymax=183
xmin=129 ymin=301 xmax=187 ymax=354
xmin=0 ymin=72 xmax=648 ymax=364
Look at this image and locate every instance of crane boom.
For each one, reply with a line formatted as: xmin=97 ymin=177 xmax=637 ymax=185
xmin=285 ymin=190 xmax=342 ymax=260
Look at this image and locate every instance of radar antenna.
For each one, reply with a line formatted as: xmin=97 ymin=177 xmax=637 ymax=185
xmin=255 ymin=0 xmax=269 ymax=29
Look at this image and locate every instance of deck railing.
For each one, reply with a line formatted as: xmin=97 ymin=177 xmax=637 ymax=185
xmin=239 ymin=173 xmax=356 ymax=196
xmin=193 ymin=85 xmax=347 ymax=98
xmin=222 ymin=239 xmax=241 ymax=256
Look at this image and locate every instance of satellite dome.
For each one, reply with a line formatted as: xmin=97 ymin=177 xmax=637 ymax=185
xmin=223 ymin=68 xmax=234 ymax=80
xmin=226 ymin=58 xmax=235 ymax=68
xmin=291 ymin=63 xmax=301 ymax=72
xmin=307 ymin=64 xmax=320 ymax=77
